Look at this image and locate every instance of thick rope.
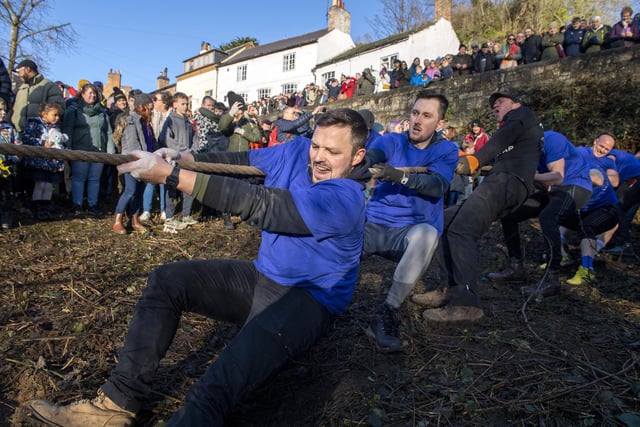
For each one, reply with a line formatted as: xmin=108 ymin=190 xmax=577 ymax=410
xmin=0 ymin=144 xmax=265 ymax=176
xmin=0 ymin=144 xmax=435 ymax=175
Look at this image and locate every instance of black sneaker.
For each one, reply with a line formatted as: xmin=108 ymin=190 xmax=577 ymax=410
xmin=486 ymin=257 xmax=526 ymax=283
xmin=222 ymin=213 xmax=236 ymax=230
xmin=365 ymin=303 xmax=402 ymax=353
xmin=87 ymin=205 xmax=103 ymax=216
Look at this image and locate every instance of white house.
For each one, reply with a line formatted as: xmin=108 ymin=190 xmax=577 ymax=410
xmin=172 ymin=1 xmax=460 ymax=106
xmin=175 ymin=0 xmax=354 ymax=106
xmin=313 ymin=18 xmax=461 ymax=85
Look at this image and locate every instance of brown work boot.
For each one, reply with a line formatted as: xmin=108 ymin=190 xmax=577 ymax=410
xmin=411 ymin=288 xmax=449 ymax=308
xmin=112 ymin=213 xmax=127 ymax=235
xmin=520 ymin=270 xmax=561 ymax=297
xmin=486 ymin=258 xmax=526 ymax=283
xmin=28 ymin=389 xmax=135 ymax=427
xmin=422 ymin=304 xmax=484 ymax=322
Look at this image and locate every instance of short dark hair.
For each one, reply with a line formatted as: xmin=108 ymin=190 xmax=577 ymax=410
xmin=414 ymin=90 xmax=449 ymax=121
xmin=314 ymin=108 xmax=368 ymax=153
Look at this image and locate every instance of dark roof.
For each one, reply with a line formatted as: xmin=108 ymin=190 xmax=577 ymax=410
xmin=222 ymin=29 xmax=329 ymax=66
xmin=315 ymin=19 xmax=438 ymax=68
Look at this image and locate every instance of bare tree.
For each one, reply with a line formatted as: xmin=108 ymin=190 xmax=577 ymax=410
xmin=367 ymin=0 xmax=435 ymax=38
xmin=0 ymin=0 xmax=75 ymax=79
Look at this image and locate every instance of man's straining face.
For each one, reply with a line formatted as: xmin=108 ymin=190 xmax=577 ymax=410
xmin=408 ymin=98 xmax=444 ymax=147
xmin=592 ymin=134 xmax=615 ymax=158
xmin=308 ymin=125 xmax=364 ymax=183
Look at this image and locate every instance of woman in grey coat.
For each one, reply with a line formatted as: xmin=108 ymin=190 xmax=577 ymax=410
xmin=111 ymin=93 xmax=155 ymax=234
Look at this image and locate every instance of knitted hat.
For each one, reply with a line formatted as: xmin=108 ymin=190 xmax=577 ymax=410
xmin=78 ymin=79 xmax=90 ymax=90
xmin=113 ymin=92 xmax=127 ymax=102
xmin=227 ymin=91 xmax=245 ymax=109
xmin=358 ymin=109 xmax=375 ymax=129
xmin=133 ymin=93 xmax=153 ymax=107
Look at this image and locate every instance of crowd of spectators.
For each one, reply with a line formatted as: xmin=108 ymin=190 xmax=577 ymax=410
xmin=1 ymin=6 xmax=639 ymax=231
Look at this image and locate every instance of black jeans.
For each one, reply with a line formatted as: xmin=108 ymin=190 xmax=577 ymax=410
xmin=560 ymin=205 xmax=618 ymax=238
xmin=101 ymin=259 xmax=333 ymax=426
xmin=501 ymin=185 xmax=591 ymax=269
xmin=438 ymin=172 xmax=530 ymax=306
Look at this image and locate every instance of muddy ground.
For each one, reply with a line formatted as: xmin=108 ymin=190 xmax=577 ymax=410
xmin=1 ymin=199 xmax=639 ymax=426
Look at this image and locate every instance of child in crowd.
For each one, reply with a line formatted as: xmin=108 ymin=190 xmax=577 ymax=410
xmin=22 ymin=103 xmax=67 ymax=220
xmin=0 ymin=98 xmax=20 ymax=228
xmin=158 ymin=92 xmax=198 ymax=232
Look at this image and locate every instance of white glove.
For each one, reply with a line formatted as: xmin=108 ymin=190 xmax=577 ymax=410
xmin=229 ymin=101 xmax=242 ymax=117
xmin=234 ymin=127 xmax=245 ymax=135
xmin=154 ymin=147 xmax=181 ymax=162
xmin=118 ymin=150 xmax=172 ymax=184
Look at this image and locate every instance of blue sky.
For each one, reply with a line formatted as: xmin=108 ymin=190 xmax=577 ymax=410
xmin=43 ymin=0 xmax=374 ymax=94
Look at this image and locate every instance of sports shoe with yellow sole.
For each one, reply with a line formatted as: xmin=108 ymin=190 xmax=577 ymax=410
xmin=566 ymin=266 xmax=595 ymax=285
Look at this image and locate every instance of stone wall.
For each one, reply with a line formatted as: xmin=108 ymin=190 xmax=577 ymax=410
xmin=329 ymin=44 xmax=640 ymax=131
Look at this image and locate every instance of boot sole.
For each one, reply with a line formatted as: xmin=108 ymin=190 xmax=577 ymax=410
xmin=364 ymin=325 xmax=403 ymax=353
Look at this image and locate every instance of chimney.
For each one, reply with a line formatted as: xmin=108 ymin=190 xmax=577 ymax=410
xmin=104 ymin=69 xmax=122 ymax=98
xmin=434 ymin=0 xmax=452 ymax=21
xmin=157 ymin=67 xmax=170 ymax=90
xmin=328 ymin=0 xmax=351 ymax=34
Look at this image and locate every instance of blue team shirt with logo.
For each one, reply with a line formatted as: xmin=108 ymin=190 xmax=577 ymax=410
xmin=248 ymin=137 xmax=366 ymax=314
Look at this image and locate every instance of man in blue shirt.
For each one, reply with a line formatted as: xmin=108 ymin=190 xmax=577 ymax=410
xmin=29 ymin=109 xmax=370 ymax=426
xmin=602 ymin=147 xmax=640 ymax=256
xmin=362 ymin=91 xmax=458 ymax=352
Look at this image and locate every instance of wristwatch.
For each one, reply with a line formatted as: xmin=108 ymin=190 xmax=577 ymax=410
xmin=400 ymin=173 xmax=409 ymax=185
xmin=165 ymin=165 xmax=180 ymax=189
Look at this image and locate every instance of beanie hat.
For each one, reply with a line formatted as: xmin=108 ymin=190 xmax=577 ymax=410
xmin=113 ymin=92 xmax=127 ymax=102
xmin=227 ymin=91 xmax=245 ymax=109
xmin=358 ymin=109 xmax=375 ymax=129
xmin=134 ymin=93 xmax=153 ymax=107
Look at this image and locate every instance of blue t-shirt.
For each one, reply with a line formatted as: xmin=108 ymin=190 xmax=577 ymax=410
xmin=575 ymin=146 xmax=617 ymax=175
xmin=540 ymin=131 xmax=591 ymax=191
xmin=248 ymin=137 xmax=366 ymax=315
xmin=366 ymin=132 xmax=458 ymax=234
xmin=364 ymin=129 xmax=381 ymax=150
xmin=610 ymin=149 xmax=640 ymax=181
xmin=575 ymin=147 xmax=618 ymax=212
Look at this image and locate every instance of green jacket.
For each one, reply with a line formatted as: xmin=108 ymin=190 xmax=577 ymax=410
xmin=582 ymin=25 xmax=612 ymax=53
xmin=11 ymin=73 xmax=64 ymax=132
xmin=540 ymin=32 xmax=565 ymax=60
xmin=219 ymin=113 xmax=261 ymax=152
xmin=62 ymin=101 xmax=115 ymax=154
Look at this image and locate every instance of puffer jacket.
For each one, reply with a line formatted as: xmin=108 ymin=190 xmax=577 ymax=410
xmin=62 ymin=100 xmax=115 ymax=153
xmin=12 ymin=73 xmax=64 ymax=132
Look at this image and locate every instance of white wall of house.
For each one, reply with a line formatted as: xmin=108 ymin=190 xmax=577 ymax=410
xmin=172 ymin=19 xmax=459 ymax=106
xmin=215 ymin=29 xmax=355 ymax=104
xmin=176 ymin=69 xmax=217 ymax=109
xmin=216 ymin=43 xmax=320 ymax=103
xmin=315 ymin=18 xmax=460 ymax=81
